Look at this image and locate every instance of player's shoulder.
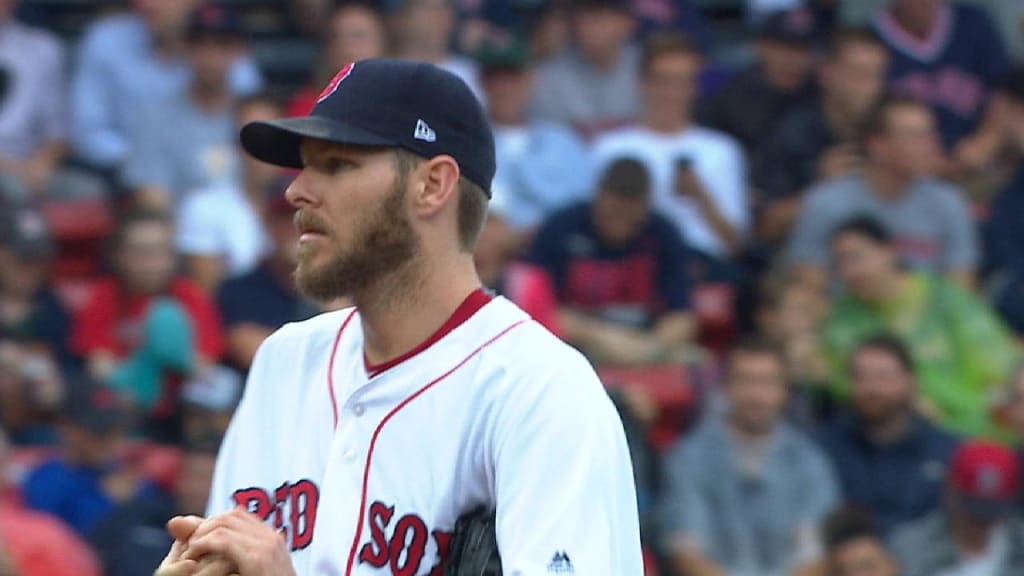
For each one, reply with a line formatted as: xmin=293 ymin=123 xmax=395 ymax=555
xmin=479 ymin=302 xmax=605 ymax=400
xmin=256 ymin=307 xmax=357 ymax=356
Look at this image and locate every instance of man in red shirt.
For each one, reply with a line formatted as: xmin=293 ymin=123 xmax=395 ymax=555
xmin=71 ymin=209 xmax=223 ymax=442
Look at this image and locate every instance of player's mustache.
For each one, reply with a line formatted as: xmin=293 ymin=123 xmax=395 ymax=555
xmin=294 ymin=211 xmax=331 ymax=237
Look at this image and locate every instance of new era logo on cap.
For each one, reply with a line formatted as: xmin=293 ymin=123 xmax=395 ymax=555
xmin=414 ymin=119 xmax=436 ymax=142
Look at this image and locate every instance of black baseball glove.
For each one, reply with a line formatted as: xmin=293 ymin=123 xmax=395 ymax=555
xmin=443 ymin=507 xmax=502 ymax=576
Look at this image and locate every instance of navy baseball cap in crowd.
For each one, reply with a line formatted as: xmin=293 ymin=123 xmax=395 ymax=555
xmin=188 ymin=2 xmax=243 ymax=41
xmin=758 ymin=7 xmax=819 ymax=46
xmin=240 ymin=59 xmax=496 ymax=197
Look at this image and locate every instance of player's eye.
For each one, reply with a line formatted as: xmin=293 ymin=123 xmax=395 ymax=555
xmin=321 ymin=158 xmax=351 ymax=174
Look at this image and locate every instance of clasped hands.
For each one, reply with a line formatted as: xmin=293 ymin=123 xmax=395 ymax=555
xmin=155 ymin=508 xmax=296 ymax=576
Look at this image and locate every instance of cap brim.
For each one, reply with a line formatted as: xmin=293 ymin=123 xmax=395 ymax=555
xmin=240 ymin=117 xmax=398 ymax=169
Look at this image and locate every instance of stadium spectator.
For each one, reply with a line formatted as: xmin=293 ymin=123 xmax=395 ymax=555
xmin=871 ymin=0 xmax=1010 ymax=166
xmin=593 ymin=33 xmax=748 ymax=267
xmin=0 ymin=0 xmax=66 ymax=198
xmin=819 ymin=335 xmax=958 ymax=535
xmin=176 ymin=94 xmax=284 ymax=293
xmin=755 ymin=28 xmax=889 ymax=247
xmin=697 ymin=6 xmax=819 ymax=158
xmin=70 ymin=210 xmax=223 ymax=443
xmin=0 ymin=429 xmax=102 ymax=576
xmin=122 ymin=4 xmax=250 ymax=209
xmin=478 ymin=36 xmax=593 ymax=251
xmin=70 ymin=0 xmax=261 ymax=173
xmin=982 ymin=69 xmax=1024 ymax=336
xmin=217 ymin=185 xmax=318 ymax=372
xmin=21 ymin=376 xmax=159 ymax=536
xmin=89 ymin=433 xmax=221 ymax=576
xmin=180 ymin=366 xmax=241 ymax=442
xmin=526 ymin=157 xmax=693 ymax=366
xmin=660 ymin=338 xmax=839 ymax=576
xmin=755 ymin=265 xmax=830 ymax=425
xmin=0 ymin=201 xmax=70 ymax=445
xmin=890 ymin=441 xmax=1024 ymax=576
xmin=389 ymin=0 xmax=482 ymax=102
xmin=822 ymin=216 xmax=1018 ymax=439
xmin=285 ymin=1 xmax=387 ymax=117
xmin=822 ymin=508 xmax=901 ymax=576
xmin=528 ymin=0 xmax=640 ymax=135
xmin=787 ymin=95 xmax=976 ymax=289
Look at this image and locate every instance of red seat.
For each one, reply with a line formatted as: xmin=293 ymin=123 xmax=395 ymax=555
xmin=42 ymin=196 xmax=113 ymax=279
xmin=598 ymin=364 xmax=697 ymax=451
xmin=692 ymin=283 xmax=737 ymax=356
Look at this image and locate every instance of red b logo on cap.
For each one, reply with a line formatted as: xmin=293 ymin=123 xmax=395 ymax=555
xmin=317 ymin=63 xmax=355 ymax=104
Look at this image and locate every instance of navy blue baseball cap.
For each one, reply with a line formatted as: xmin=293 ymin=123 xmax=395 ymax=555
xmin=240 ymin=59 xmax=496 ymax=197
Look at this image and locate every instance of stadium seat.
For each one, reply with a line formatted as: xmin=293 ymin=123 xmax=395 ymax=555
xmin=42 ymin=196 xmax=113 ymax=279
xmin=598 ymin=364 xmax=698 ymax=451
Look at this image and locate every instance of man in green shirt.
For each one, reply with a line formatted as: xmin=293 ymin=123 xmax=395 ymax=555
xmin=823 ymin=216 xmax=1019 ymax=438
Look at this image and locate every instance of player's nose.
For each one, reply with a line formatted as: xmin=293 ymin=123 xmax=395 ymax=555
xmin=285 ymin=171 xmax=317 ymax=208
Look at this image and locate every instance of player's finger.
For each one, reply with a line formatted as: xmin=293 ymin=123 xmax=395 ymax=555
xmin=193 ymin=556 xmax=238 ymax=576
xmin=185 ymin=527 xmax=250 ymax=564
xmin=168 ymin=515 xmax=205 ymax=542
xmin=161 ymin=539 xmax=188 ymax=563
xmin=153 ymin=559 xmax=198 ymax=576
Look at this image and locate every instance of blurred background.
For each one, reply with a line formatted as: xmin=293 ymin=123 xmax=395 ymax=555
xmin=1 ymin=0 xmax=1024 ymax=575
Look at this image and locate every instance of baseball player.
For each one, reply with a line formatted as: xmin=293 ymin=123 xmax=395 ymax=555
xmin=156 ymin=59 xmax=643 ymax=575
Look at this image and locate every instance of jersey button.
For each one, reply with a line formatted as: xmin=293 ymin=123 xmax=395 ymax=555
xmin=344 ymin=448 xmax=357 ymax=462
xmin=353 ymin=404 xmax=365 ymax=417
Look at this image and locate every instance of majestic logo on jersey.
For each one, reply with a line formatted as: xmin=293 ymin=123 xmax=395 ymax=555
xmin=317 ymin=63 xmax=355 ymax=104
xmin=232 ymin=480 xmax=320 ymax=551
xmin=358 ymin=501 xmax=452 ymax=576
xmin=548 ymin=550 xmax=574 ymax=573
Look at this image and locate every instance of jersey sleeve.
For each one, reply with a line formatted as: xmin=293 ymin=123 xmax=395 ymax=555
xmin=489 ymin=345 xmax=643 ymax=574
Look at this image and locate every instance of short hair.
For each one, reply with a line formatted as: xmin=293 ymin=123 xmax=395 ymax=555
xmin=331 ymin=0 xmax=385 ymax=18
xmin=823 ymin=507 xmax=885 ymax=552
xmin=851 ymin=333 xmax=916 ymax=374
xmin=598 ymin=157 xmax=650 ymax=199
xmin=824 ymin=27 xmax=883 ymax=61
xmin=112 ymin=208 xmax=173 ymax=250
xmin=830 ymin=215 xmax=893 ymax=246
xmin=393 ymin=149 xmax=488 ymax=252
xmin=857 ymin=93 xmax=929 ymax=150
xmin=727 ymin=336 xmax=784 ymax=369
xmin=640 ymin=31 xmax=701 ymax=76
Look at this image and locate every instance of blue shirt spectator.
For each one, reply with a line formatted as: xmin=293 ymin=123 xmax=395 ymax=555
xmin=476 ymin=37 xmax=594 ymax=240
xmin=872 ymin=1 xmax=1009 ymax=149
xmin=217 ymin=186 xmax=319 ymax=371
xmin=22 ymin=377 xmax=158 ymax=535
xmin=818 ymin=336 xmax=957 ymax=535
xmin=526 ymin=157 xmax=693 ymax=366
xmin=70 ymin=10 xmax=261 ymax=170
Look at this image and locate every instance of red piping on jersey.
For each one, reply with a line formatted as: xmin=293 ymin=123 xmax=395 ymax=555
xmin=343 ymin=318 xmax=528 ymax=576
xmin=328 ymin=310 xmax=359 ymax=429
xmin=363 ymin=288 xmax=492 ymax=378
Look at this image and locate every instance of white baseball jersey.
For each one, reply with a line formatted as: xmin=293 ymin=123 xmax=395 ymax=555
xmin=207 ymin=291 xmax=643 ymax=575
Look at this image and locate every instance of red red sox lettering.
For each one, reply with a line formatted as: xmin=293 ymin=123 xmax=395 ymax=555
xmin=231 ymin=487 xmax=452 ymax=573
xmin=358 ymin=501 xmax=452 ymax=576
xmin=232 ymin=480 xmax=319 ymax=551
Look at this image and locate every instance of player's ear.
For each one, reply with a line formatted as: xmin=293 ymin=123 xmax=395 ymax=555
xmin=414 ymin=155 xmax=460 ymax=217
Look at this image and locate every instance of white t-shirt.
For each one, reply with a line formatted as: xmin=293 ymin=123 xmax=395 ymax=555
xmin=175 ymin=184 xmax=269 ymax=277
xmin=936 ymin=525 xmax=1010 ymax=576
xmin=591 ymin=125 xmax=749 ymax=258
xmin=208 ymin=295 xmax=643 ymax=575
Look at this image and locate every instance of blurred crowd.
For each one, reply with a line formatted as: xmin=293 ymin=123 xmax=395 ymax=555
xmin=2 ymin=0 xmax=1024 ymax=575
